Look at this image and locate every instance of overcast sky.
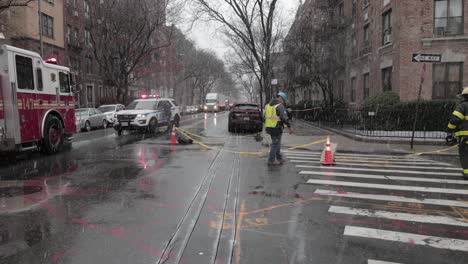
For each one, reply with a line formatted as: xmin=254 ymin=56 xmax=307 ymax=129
xmin=178 ymin=1 xmax=301 ymax=59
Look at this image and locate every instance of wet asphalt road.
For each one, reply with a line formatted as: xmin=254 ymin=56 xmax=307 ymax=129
xmin=0 ymin=112 xmax=467 ymax=264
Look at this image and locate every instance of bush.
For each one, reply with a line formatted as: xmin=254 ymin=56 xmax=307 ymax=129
xmin=362 ymin=91 xmax=400 ymax=111
xmin=362 ymin=100 xmax=457 ymax=131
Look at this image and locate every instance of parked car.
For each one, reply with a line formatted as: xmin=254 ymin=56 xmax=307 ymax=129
xmin=75 ymin=108 xmax=109 ymax=132
xmin=98 ymin=104 xmax=125 ymax=126
xmin=228 ymin=103 xmax=263 ymax=133
xmin=114 ymin=98 xmax=181 ymax=136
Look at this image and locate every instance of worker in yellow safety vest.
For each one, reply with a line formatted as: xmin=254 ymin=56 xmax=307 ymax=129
xmin=265 ymin=92 xmax=293 ymax=166
xmin=446 ymin=87 xmax=468 ymax=180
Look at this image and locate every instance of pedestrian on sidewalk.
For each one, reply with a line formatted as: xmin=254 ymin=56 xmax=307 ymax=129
xmin=446 ymin=87 xmax=468 ymax=180
xmin=265 ymin=92 xmax=293 ymax=166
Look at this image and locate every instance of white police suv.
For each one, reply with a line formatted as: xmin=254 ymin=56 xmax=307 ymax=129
xmin=114 ymin=97 xmax=181 ymax=136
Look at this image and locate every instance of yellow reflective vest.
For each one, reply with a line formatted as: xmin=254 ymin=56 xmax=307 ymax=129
xmin=265 ymin=104 xmax=281 ymax=128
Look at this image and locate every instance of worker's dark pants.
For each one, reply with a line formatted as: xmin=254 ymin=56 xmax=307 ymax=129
xmin=459 ymin=139 xmax=468 ymax=179
xmin=267 ymin=128 xmax=283 ymax=162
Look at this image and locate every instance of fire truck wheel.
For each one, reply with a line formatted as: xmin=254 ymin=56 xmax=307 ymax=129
xmin=148 ymin=118 xmax=158 ymax=134
xmin=43 ymin=115 xmax=64 ymax=154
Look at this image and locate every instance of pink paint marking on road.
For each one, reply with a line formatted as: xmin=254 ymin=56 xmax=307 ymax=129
xmin=51 ymin=252 xmax=65 ymax=260
xmin=111 ymin=227 xmax=126 ymax=236
xmin=408 ymin=238 xmax=415 ymax=246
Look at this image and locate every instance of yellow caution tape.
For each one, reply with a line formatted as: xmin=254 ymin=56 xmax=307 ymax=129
xmin=175 ymin=127 xmax=328 ymax=156
xmin=287 ymin=139 xmax=327 ymax=150
xmin=290 ymin=107 xmax=322 ymax=112
xmin=175 ymin=127 xmax=267 ymax=156
xmin=406 ymin=145 xmax=458 ymax=157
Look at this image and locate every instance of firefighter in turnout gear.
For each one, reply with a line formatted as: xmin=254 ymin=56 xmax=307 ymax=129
xmin=447 ymin=87 xmax=468 ymax=180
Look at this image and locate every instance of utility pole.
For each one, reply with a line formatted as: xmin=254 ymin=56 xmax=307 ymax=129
xmin=38 ymin=0 xmax=44 ymax=57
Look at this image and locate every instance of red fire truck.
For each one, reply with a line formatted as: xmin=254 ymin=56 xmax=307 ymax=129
xmin=0 ymin=45 xmax=76 ymax=154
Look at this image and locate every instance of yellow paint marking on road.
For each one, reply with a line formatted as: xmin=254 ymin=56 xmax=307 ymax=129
xmin=241 ymin=220 xmax=296 ymax=229
xmin=451 ymin=206 xmax=468 ymax=222
xmin=235 ymin=200 xmax=246 ymax=264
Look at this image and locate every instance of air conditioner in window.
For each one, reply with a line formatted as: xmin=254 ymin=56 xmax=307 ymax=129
xmin=73 ymin=11 xmax=79 ymax=17
xmin=384 ymin=34 xmax=392 ymax=44
xmin=364 ymin=12 xmax=368 ymax=21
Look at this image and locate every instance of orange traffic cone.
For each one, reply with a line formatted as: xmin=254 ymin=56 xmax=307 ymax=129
xmin=170 ymin=126 xmax=177 ymax=145
xmin=321 ymin=136 xmax=335 ymax=166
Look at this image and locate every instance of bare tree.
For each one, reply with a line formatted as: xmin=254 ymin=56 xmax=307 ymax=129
xmin=190 ymin=0 xmax=283 ymax=108
xmin=284 ymin=0 xmax=346 ymax=108
xmin=0 ymin=0 xmax=33 ymax=13
xmin=89 ymin=0 xmax=178 ymax=103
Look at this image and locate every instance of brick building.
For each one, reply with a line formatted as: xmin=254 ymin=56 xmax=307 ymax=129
xmin=287 ymin=0 xmax=468 ymax=107
xmin=64 ymin=0 xmax=109 ymax=108
xmin=0 ymin=0 xmax=66 ymax=62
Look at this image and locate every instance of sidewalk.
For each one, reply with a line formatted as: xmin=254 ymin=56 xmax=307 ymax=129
xmin=278 ymin=120 xmax=458 ymax=157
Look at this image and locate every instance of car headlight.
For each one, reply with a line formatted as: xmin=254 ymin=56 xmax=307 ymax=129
xmin=204 ymin=106 xmax=208 ymax=110
xmin=137 ymin=114 xmax=148 ymax=118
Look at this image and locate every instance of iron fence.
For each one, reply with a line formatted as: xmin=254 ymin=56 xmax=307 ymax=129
xmin=294 ymin=108 xmax=447 ymax=139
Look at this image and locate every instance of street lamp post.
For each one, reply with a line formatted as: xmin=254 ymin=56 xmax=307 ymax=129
xmin=38 ymin=0 xmax=44 ymax=57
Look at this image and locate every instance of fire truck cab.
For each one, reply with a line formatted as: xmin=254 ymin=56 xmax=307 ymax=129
xmin=0 ymin=45 xmax=76 ymax=154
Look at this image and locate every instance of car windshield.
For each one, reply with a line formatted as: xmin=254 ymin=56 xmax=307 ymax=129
xmin=234 ymin=104 xmax=258 ymax=110
xmin=206 ymin=99 xmax=217 ymax=103
xmin=98 ymin=106 xmax=116 ymax=113
xmin=126 ymin=100 xmax=157 ymax=110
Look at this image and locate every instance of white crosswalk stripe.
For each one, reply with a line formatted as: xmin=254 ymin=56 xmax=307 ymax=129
xmin=290 ymin=151 xmax=468 ymax=254
xmin=289 ymin=156 xmax=451 ymax=166
xmin=291 ymin=160 xmax=462 ymax=171
xmin=296 ymin=165 xmax=462 ymax=177
xmin=344 ymin=226 xmax=468 ymax=252
xmin=300 ymin=170 xmax=468 ymax=185
xmin=314 ymin=189 xmax=468 ymax=208
xmin=368 ymin=260 xmax=403 ymax=264
xmin=329 ymin=206 xmax=468 ymax=227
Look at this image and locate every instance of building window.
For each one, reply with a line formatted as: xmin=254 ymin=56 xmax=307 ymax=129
xmin=433 ymin=63 xmax=463 ymax=99
xmin=86 ymin=56 xmax=93 ymax=74
xmin=382 ymin=67 xmax=392 ymax=92
xmin=41 ymin=13 xmax=54 ymax=39
xmin=16 ymin=55 xmax=34 ymax=90
xmin=352 ymin=0 xmax=357 ymax=18
xmin=364 ymin=24 xmax=370 ymax=46
xmin=66 ymin=25 xmax=71 ymax=43
xmin=338 ymin=2 xmax=344 ymax=17
xmin=36 ymin=68 xmax=43 ymax=91
xmin=434 ymin=0 xmax=463 ymax=36
xmin=73 ymin=28 xmax=79 ymax=44
xmin=84 ymin=0 xmax=90 ymax=18
xmin=338 ymin=80 xmax=344 ymax=99
xmin=363 ymin=0 xmax=370 ymax=8
xmin=382 ymin=10 xmax=392 ymax=45
xmin=363 ymin=73 xmax=370 ymax=99
xmin=87 ymin=85 xmax=93 ymax=103
xmin=85 ymin=29 xmax=91 ymax=46
xmin=351 ymin=77 xmax=356 ymax=102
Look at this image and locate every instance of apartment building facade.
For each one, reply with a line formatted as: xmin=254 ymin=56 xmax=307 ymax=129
xmin=0 ymin=0 xmax=65 ymax=61
xmin=288 ymin=0 xmax=468 ymax=107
